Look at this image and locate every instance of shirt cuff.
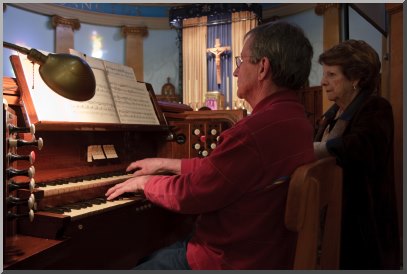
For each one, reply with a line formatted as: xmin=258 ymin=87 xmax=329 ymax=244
xmin=313 ymin=141 xmax=331 ymax=159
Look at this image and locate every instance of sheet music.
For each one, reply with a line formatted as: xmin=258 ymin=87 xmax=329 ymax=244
xmin=18 ymin=53 xmax=119 ymax=123
xmin=104 ymin=63 xmax=159 ymax=125
xmin=16 ymin=49 xmax=160 ymax=125
xmin=73 ymin=50 xmax=159 ymax=125
xmin=70 ymin=68 xmax=120 ymax=123
xmin=104 ymin=60 xmax=137 ymax=81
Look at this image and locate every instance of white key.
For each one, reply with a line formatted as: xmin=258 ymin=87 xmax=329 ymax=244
xmin=39 ymin=174 xmax=134 ymax=197
xmin=64 ymin=197 xmax=140 ymax=221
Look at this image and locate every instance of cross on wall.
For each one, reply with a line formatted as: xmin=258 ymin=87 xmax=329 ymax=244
xmin=207 ymin=38 xmax=230 ymax=85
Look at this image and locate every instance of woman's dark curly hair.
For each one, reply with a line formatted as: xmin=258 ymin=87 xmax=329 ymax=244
xmin=319 ymin=39 xmax=381 ymax=93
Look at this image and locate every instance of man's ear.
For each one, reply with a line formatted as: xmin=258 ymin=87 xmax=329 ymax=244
xmin=258 ymin=57 xmax=270 ymax=80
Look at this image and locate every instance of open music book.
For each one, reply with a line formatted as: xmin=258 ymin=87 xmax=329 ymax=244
xmin=16 ymin=49 xmax=160 ymax=125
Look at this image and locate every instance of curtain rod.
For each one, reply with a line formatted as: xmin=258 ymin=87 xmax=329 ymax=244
xmin=173 ymin=15 xmax=260 ymax=29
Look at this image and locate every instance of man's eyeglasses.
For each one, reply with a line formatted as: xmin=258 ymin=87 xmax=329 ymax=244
xmin=235 ymin=56 xmax=244 ymax=68
xmin=235 ymin=56 xmax=253 ymax=68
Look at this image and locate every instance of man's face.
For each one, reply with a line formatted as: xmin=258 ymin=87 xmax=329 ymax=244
xmin=233 ymin=36 xmax=258 ymax=101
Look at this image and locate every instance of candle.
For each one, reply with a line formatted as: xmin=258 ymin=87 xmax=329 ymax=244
xmin=226 ymin=76 xmax=229 ymax=108
xmin=195 ymin=79 xmax=198 ymax=104
xmin=187 ymin=79 xmax=191 ymax=104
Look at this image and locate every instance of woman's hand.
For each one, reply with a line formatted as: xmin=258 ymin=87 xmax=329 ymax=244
xmin=105 ymin=175 xmax=151 ymax=200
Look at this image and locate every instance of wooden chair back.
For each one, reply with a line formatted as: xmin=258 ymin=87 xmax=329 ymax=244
xmin=285 ymin=157 xmax=342 ymax=269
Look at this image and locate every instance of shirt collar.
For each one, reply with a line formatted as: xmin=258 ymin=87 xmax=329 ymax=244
xmin=252 ymin=89 xmax=299 ymax=114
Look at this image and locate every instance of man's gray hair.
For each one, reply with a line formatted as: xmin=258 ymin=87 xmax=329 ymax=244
xmin=245 ymin=21 xmax=313 ymax=90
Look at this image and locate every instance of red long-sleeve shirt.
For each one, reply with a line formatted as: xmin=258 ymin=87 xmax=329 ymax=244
xmin=144 ymin=90 xmax=315 ymax=269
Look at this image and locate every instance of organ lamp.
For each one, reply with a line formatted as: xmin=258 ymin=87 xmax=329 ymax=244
xmin=3 ymin=41 xmax=96 ymax=102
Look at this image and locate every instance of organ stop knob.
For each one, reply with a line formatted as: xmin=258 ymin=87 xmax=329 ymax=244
xmin=7 ymin=151 xmax=36 ymax=165
xmin=6 ymin=166 xmax=36 ymax=179
xmin=8 ymin=137 xmax=43 ymax=150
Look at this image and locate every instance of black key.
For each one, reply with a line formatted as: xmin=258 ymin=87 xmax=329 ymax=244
xmin=95 ymin=197 xmax=107 ymax=203
xmin=44 ymin=207 xmax=65 ymax=214
xmin=64 ymin=204 xmax=83 ymax=210
xmin=56 ymin=206 xmax=72 ymax=212
xmin=89 ymin=199 xmax=103 ymax=205
xmin=54 ymin=179 xmax=66 ymax=185
xmin=73 ymin=203 xmax=89 ymax=209
xmin=67 ymin=177 xmax=80 ymax=183
xmin=100 ymin=173 xmax=110 ymax=178
xmin=78 ymin=201 xmax=93 ymax=207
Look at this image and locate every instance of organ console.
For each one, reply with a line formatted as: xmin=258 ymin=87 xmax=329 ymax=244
xmin=3 ymin=56 xmax=247 ymax=270
xmin=3 ymin=53 xmax=320 ymax=270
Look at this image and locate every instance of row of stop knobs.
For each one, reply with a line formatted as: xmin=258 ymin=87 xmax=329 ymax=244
xmin=6 ymin=123 xmax=43 ymax=222
xmin=192 ymin=127 xmax=220 ymax=157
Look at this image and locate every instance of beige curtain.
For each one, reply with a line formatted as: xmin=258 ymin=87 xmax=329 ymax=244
xmin=182 ymin=16 xmax=208 ymax=110
xmin=231 ymin=11 xmax=258 ymax=112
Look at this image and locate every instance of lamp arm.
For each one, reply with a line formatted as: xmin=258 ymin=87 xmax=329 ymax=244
xmin=3 ymin=42 xmax=47 ymax=65
xmin=3 ymin=41 xmax=30 ymax=55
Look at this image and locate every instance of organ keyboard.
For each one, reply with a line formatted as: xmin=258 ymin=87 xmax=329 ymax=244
xmin=45 ymin=196 xmax=147 ymax=220
xmin=3 ymin=58 xmax=246 ymax=269
xmin=35 ymin=172 xmax=134 ymax=198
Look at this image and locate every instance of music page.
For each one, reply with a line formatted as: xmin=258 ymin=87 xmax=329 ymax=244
xmin=68 ymin=50 xmax=120 ymax=123
xmin=104 ymin=60 xmax=159 ymax=125
xmin=17 ymin=49 xmax=160 ymax=125
xmin=18 ymin=51 xmax=119 ymax=123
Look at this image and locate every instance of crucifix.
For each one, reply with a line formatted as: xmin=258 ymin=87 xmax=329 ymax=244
xmin=207 ymin=38 xmax=230 ymax=85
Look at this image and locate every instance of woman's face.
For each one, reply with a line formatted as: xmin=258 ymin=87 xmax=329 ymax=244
xmin=321 ymin=64 xmax=358 ymax=108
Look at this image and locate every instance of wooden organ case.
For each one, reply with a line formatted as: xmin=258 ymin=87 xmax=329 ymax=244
xmin=3 ymin=55 xmax=246 ymax=270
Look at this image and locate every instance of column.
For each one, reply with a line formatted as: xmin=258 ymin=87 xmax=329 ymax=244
xmin=385 ymin=3 xmax=403 ymax=253
xmin=51 ymin=15 xmax=80 ymax=54
xmin=121 ymin=26 xmax=148 ymax=82
xmin=315 ymin=4 xmax=341 ymax=113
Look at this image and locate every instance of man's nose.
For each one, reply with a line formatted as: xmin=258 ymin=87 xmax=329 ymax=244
xmin=233 ymin=67 xmax=239 ymax=77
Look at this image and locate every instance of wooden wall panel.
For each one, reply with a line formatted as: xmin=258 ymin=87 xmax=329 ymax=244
xmin=385 ymin=3 xmax=403 ymax=265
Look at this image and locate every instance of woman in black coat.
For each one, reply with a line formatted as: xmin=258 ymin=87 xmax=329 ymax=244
xmin=313 ymin=40 xmax=400 ymax=269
